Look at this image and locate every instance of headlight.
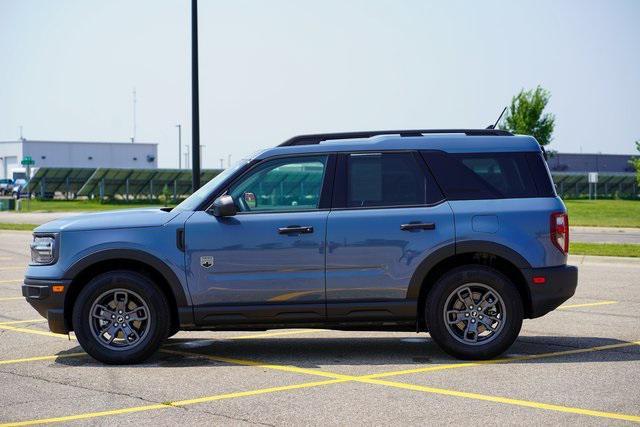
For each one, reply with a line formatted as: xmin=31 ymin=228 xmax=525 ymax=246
xmin=30 ymin=234 xmax=57 ymax=265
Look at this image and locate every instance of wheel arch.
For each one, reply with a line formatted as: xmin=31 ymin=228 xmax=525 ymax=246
xmin=408 ymin=241 xmax=533 ymax=330
xmin=63 ymin=249 xmax=192 ymax=331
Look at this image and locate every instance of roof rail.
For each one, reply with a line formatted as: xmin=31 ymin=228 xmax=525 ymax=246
xmin=279 ymin=129 xmax=513 ymax=146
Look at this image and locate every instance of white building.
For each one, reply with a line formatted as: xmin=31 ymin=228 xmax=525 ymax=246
xmin=0 ymin=139 xmax=158 ymax=179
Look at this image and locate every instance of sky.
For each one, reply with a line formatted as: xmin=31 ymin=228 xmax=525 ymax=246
xmin=1 ymin=0 xmax=639 ymax=169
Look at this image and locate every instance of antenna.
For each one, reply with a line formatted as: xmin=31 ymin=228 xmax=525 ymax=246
xmin=486 ymin=106 xmax=507 ymax=129
xmin=132 ymin=87 xmax=137 ymax=143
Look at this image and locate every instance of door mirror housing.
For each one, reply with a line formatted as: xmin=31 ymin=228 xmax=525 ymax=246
xmin=211 ymin=195 xmax=237 ymax=217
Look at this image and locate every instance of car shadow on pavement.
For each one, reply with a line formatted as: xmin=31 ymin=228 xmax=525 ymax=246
xmin=53 ymin=335 xmax=640 ymax=368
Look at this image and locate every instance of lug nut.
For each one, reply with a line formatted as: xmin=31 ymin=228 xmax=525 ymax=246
xmin=125 ymin=315 xmax=129 ymax=320
xmin=471 ymin=319 xmax=476 ymax=323
xmin=111 ymin=315 xmax=115 ymax=319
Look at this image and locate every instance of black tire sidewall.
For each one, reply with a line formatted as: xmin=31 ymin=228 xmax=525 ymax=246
xmin=72 ymin=270 xmax=169 ymax=364
xmin=426 ymin=265 xmax=523 ymax=360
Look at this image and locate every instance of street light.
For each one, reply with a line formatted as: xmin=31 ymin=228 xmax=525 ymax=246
xmin=175 ymin=124 xmax=182 ymax=169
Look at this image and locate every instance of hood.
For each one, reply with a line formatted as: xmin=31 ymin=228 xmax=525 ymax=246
xmin=34 ymin=208 xmax=181 ymax=233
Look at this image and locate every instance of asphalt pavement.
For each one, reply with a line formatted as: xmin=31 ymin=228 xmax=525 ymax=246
xmin=0 ymin=231 xmax=639 ymax=425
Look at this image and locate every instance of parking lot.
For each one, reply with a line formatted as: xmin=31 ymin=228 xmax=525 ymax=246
xmin=0 ymin=230 xmax=639 ymax=426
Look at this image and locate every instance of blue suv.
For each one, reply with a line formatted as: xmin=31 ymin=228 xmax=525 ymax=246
xmin=23 ymin=129 xmax=578 ymax=364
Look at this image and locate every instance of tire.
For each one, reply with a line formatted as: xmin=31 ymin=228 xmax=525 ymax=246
xmin=425 ymin=265 xmax=523 ymax=360
xmin=72 ymin=270 xmax=170 ymax=365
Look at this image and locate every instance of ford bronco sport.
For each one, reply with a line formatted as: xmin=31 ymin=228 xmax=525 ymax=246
xmin=23 ymin=129 xmax=578 ymax=364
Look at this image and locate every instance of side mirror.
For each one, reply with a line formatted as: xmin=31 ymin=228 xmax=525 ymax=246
xmin=211 ymin=195 xmax=237 ymax=217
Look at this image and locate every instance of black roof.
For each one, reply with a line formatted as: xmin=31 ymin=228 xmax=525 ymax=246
xmin=279 ymin=129 xmax=513 ymax=147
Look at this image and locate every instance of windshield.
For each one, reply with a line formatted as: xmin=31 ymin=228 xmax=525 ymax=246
xmin=174 ymin=160 xmax=249 ymax=211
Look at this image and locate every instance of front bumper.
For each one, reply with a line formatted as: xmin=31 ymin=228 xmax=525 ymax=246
xmin=22 ymin=278 xmax=72 ymax=334
xmin=522 ymin=265 xmax=578 ymax=318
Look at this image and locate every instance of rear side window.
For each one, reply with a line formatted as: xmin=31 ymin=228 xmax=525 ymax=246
xmin=346 ymin=152 xmax=432 ymax=207
xmin=422 ymin=151 xmax=543 ymax=200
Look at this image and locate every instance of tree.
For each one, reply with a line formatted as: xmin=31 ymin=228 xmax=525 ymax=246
xmin=500 ymin=86 xmax=555 ymax=146
xmin=630 ymin=141 xmax=640 ymax=186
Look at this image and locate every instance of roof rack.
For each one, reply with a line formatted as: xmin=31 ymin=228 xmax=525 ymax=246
xmin=279 ymin=129 xmax=513 ymax=147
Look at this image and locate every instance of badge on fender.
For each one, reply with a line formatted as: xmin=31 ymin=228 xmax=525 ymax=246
xmin=200 ymin=256 xmax=214 ymax=268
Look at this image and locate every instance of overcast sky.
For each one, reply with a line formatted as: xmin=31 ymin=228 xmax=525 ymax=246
xmin=1 ymin=0 xmax=639 ymax=168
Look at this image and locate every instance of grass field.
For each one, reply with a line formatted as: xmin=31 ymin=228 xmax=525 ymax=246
xmin=570 ymin=242 xmax=640 ymax=258
xmin=0 ymin=223 xmax=38 ymax=231
xmin=564 ymin=199 xmax=640 ymax=228
xmin=17 ymin=199 xmax=170 ymax=213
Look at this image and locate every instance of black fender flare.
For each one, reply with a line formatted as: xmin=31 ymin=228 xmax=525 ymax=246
xmin=63 ymin=249 xmax=189 ymax=308
xmin=406 ymin=240 xmax=532 ymax=300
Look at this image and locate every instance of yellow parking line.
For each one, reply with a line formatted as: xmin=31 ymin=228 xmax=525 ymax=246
xmin=558 ymin=301 xmax=618 ymax=310
xmin=0 ymin=378 xmax=348 ymax=427
xmin=0 ymin=319 xmax=46 ymax=326
xmin=161 ymin=349 xmax=355 ymax=380
xmin=0 ymin=352 xmax=86 ymax=366
xmin=0 ymin=296 xmax=24 ymax=301
xmin=359 ymin=377 xmax=640 ymax=423
xmin=163 ymin=348 xmax=640 ymax=423
xmin=0 ymin=267 xmax=25 ymax=271
xmin=362 ymin=340 xmax=640 ymax=379
xmin=0 ymin=324 xmax=72 ymax=339
xmin=0 ymin=279 xmax=22 ymax=284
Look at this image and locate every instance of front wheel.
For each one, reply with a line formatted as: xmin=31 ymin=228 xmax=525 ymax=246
xmin=425 ymin=266 xmax=523 ymax=360
xmin=72 ymin=271 xmax=169 ymax=364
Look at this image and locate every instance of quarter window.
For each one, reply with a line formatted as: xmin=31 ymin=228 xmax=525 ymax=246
xmin=228 ymin=156 xmax=327 ymax=212
xmin=422 ymin=152 xmax=539 ymax=200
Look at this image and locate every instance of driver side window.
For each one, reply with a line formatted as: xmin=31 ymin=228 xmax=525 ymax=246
xmin=228 ymin=155 xmax=328 ymax=213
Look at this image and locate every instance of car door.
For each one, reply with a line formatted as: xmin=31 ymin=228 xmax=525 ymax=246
xmin=326 ymin=151 xmax=455 ymax=322
xmin=185 ymin=154 xmax=335 ymax=326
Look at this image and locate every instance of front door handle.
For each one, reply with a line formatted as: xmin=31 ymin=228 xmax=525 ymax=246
xmin=400 ymin=222 xmax=436 ymax=231
xmin=278 ymin=225 xmax=314 ymax=235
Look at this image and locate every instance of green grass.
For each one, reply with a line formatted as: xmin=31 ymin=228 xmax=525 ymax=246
xmin=17 ymin=199 xmax=171 ymax=213
xmin=0 ymin=223 xmax=37 ymax=231
xmin=570 ymin=242 xmax=640 ymax=258
xmin=564 ymin=199 xmax=640 ymax=228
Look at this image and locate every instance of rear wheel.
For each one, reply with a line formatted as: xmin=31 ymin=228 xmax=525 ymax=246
xmin=425 ymin=266 xmax=523 ymax=360
xmin=72 ymin=270 xmax=169 ymax=364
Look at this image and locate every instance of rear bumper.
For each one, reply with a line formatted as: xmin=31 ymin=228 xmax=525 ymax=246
xmin=22 ymin=278 xmax=71 ymax=334
xmin=522 ymin=265 xmax=578 ymax=318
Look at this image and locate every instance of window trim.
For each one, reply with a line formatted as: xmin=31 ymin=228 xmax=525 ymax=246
xmin=332 ymin=150 xmax=444 ymax=211
xmin=205 ymin=153 xmax=336 ymax=215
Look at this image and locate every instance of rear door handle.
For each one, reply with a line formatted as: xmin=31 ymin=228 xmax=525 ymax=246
xmin=278 ymin=225 xmax=314 ymax=235
xmin=400 ymin=222 xmax=436 ymax=231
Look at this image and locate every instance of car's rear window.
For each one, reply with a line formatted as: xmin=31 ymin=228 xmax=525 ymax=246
xmin=421 ymin=151 xmax=553 ymax=200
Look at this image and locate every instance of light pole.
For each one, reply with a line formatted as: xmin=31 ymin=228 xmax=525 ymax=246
xmin=175 ymin=124 xmax=182 ymax=169
xmin=191 ymin=0 xmax=201 ymax=190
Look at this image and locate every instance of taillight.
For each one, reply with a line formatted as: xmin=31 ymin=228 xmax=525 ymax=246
xmin=551 ymin=212 xmax=569 ymax=254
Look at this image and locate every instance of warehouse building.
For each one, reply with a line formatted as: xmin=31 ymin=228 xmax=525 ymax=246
xmin=0 ymin=139 xmax=157 ymax=179
xmin=547 ymin=152 xmax=635 ymax=173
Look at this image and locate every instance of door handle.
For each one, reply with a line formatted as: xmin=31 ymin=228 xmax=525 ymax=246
xmin=400 ymin=222 xmax=436 ymax=231
xmin=278 ymin=225 xmax=314 ymax=235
